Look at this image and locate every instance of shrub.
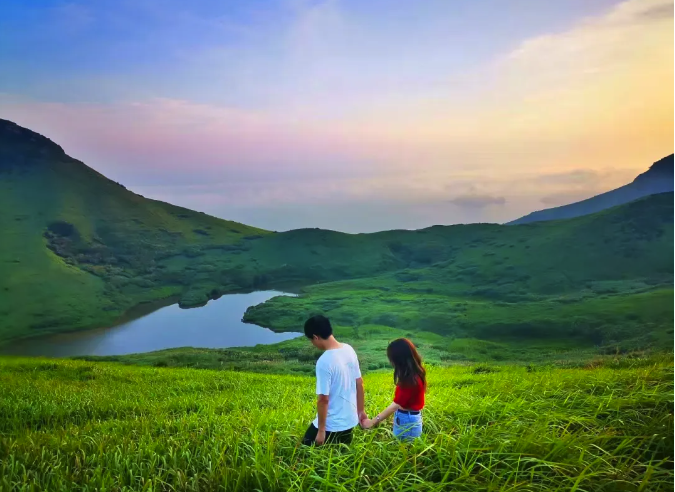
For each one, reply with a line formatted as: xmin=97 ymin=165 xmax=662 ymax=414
xmin=47 ymin=221 xmax=78 ymax=237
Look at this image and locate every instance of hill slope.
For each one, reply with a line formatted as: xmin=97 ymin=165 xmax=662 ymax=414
xmin=509 ymin=154 xmax=674 ymax=224
xmin=0 ymin=119 xmax=269 ymax=341
xmin=233 ymin=193 xmax=674 ymax=367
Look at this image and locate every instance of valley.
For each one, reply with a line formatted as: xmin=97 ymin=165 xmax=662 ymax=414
xmin=1 ymin=119 xmax=673 ymax=368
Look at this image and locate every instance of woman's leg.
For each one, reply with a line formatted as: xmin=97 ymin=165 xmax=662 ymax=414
xmin=393 ymin=412 xmax=422 ymax=441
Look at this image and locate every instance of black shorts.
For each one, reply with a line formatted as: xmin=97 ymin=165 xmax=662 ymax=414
xmin=302 ymin=423 xmax=354 ymax=446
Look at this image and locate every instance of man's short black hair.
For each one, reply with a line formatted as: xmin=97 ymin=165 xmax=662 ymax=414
xmin=304 ymin=315 xmax=333 ymax=340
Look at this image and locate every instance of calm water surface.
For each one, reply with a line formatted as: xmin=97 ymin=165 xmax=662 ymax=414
xmin=1 ymin=291 xmax=300 ymax=357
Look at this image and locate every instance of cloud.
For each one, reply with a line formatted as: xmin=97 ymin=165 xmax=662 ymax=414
xmin=503 ymin=0 xmax=674 ymax=76
xmin=535 ymin=170 xmax=600 ymax=185
xmin=610 ymin=0 xmax=674 ymax=23
xmin=532 ymin=168 xmax=637 ymax=207
xmin=540 ymin=191 xmax=597 ymax=206
xmin=355 ymin=0 xmax=673 ymax=168
xmin=133 ymin=179 xmax=513 ymax=232
xmin=448 ymin=194 xmax=506 ymax=209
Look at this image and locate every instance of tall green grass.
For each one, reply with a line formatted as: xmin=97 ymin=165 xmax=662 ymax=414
xmin=1 ymin=356 xmax=672 ymax=491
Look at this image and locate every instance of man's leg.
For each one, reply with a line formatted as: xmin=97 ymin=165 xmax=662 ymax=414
xmin=302 ymin=423 xmax=318 ymax=446
xmin=302 ymin=425 xmax=354 ymax=446
xmin=325 ymin=427 xmax=353 ymax=445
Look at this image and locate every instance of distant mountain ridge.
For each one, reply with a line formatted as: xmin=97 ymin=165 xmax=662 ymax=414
xmin=509 ymin=154 xmax=674 ymax=225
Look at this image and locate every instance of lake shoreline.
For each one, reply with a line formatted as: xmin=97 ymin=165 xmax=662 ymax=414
xmin=0 ymin=291 xmax=301 ymax=357
xmin=0 ymin=284 xmax=305 ymax=349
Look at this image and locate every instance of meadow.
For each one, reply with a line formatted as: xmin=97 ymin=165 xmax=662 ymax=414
xmin=0 ymin=355 xmax=672 ymax=491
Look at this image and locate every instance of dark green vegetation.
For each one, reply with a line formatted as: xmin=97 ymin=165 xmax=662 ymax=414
xmin=90 ymin=192 xmax=673 ymax=371
xmin=1 ymin=119 xmax=673 ymax=367
xmin=1 ymin=356 xmax=672 ymax=491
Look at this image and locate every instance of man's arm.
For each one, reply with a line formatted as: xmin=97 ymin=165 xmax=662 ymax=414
xmin=356 ymin=377 xmax=366 ymax=422
xmin=315 ymin=361 xmax=331 ymax=445
xmin=316 ymin=394 xmax=329 ymax=445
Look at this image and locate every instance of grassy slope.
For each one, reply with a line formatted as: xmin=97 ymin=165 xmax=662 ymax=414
xmin=244 ymin=190 xmax=674 ymax=297
xmin=231 ymin=194 xmax=674 ymax=369
xmin=0 ymin=120 xmax=268 ymax=341
xmin=0 ymin=356 xmax=672 ymax=491
xmin=95 ymin=196 xmax=672 ymax=371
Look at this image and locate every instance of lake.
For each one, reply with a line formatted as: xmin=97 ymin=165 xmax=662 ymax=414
xmin=0 ymin=291 xmax=301 ymax=357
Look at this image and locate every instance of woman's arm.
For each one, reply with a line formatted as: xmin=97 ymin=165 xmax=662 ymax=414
xmin=361 ymin=401 xmax=400 ymax=429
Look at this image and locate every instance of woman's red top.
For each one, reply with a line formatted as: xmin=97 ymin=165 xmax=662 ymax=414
xmin=393 ymin=376 xmax=425 ymax=410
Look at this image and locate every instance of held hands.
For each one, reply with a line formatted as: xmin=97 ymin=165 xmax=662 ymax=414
xmin=359 ymin=411 xmax=376 ymax=429
xmin=358 ymin=410 xmax=369 ymax=429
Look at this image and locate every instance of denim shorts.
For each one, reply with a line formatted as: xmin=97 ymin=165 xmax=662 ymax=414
xmin=393 ymin=410 xmax=422 ymax=441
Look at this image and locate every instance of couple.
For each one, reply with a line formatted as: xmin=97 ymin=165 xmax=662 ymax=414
xmin=301 ymin=315 xmax=426 ymax=446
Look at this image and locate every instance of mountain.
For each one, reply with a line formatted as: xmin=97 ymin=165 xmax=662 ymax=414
xmin=0 ymin=119 xmax=268 ymax=341
xmin=509 ymin=154 xmax=674 ymax=225
xmin=0 ymin=119 xmax=672 ymax=356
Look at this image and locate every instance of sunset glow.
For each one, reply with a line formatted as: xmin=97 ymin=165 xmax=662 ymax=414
xmin=1 ymin=0 xmax=672 ymax=231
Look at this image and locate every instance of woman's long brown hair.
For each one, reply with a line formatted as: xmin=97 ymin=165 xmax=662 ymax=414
xmin=387 ymin=338 xmax=426 ymax=389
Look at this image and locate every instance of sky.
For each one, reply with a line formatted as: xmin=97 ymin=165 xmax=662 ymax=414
xmin=0 ymin=0 xmax=672 ymax=232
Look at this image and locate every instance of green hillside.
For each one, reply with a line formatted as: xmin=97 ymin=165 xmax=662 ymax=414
xmin=0 ymin=119 xmax=672 ymax=364
xmin=0 ymin=119 xmax=268 ymax=341
xmin=94 ymin=193 xmax=673 ymax=370
xmin=0 ymin=356 xmax=672 ymax=491
xmin=241 ymin=194 xmax=674 ymax=355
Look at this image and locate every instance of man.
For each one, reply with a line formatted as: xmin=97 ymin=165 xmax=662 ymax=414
xmin=301 ymin=315 xmax=366 ymax=446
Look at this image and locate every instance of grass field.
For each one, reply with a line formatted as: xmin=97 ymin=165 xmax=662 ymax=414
xmin=0 ymin=355 xmax=672 ymax=491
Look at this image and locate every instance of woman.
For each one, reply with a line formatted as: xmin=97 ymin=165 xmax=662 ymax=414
xmin=361 ymin=338 xmax=426 ymax=441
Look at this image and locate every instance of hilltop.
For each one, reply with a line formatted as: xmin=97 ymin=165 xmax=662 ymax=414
xmin=509 ymin=154 xmax=674 ymax=224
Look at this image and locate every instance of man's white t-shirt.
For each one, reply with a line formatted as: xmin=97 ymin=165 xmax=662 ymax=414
xmin=312 ymin=343 xmax=362 ymax=432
